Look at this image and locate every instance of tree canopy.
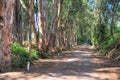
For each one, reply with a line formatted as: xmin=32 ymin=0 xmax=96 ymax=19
xmin=0 ymin=0 xmax=120 ymax=72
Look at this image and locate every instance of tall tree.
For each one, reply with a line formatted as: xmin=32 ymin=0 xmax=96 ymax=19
xmin=0 ymin=0 xmax=15 ymax=72
xmin=38 ymin=0 xmax=48 ymax=51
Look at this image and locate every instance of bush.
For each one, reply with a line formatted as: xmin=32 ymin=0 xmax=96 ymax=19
xmin=98 ymin=34 xmax=119 ymax=56
xmin=11 ymin=42 xmax=39 ymax=68
xmin=30 ymin=49 xmax=39 ymax=60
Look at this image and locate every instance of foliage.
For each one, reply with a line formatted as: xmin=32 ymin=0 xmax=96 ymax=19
xmin=17 ymin=0 xmax=120 ymax=60
xmin=11 ymin=42 xmax=39 ymax=68
xmin=97 ymin=34 xmax=120 ymax=56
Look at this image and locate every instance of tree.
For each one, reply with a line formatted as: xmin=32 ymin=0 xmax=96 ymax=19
xmin=0 ymin=0 xmax=15 ymax=72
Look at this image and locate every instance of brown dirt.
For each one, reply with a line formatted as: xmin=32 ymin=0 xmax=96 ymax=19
xmin=0 ymin=44 xmax=120 ymax=80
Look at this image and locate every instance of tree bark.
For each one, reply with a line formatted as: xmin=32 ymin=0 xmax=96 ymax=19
xmin=0 ymin=0 xmax=15 ymax=72
xmin=48 ymin=0 xmax=58 ymax=53
xmin=38 ymin=0 xmax=48 ymax=51
xmin=15 ymin=0 xmax=23 ymax=44
xmin=31 ymin=0 xmax=37 ymax=45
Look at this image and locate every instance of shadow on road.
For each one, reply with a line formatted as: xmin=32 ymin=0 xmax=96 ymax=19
xmin=0 ymin=45 xmax=120 ymax=80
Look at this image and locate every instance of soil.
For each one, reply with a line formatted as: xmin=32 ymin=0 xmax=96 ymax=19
xmin=0 ymin=44 xmax=120 ymax=80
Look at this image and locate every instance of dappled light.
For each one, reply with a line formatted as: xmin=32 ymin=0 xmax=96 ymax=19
xmin=0 ymin=0 xmax=120 ymax=80
xmin=0 ymin=44 xmax=120 ymax=80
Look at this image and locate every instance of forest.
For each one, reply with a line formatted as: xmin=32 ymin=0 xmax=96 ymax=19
xmin=0 ymin=0 xmax=120 ymax=78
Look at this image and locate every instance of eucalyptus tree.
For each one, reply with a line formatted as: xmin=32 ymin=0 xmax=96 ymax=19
xmin=0 ymin=0 xmax=15 ymax=72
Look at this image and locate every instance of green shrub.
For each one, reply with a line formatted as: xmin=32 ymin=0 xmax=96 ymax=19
xmin=30 ymin=49 xmax=39 ymax=60
xmin=11 ymin=42 xmax=39 ymax=68
xmin=11 ymin=55 xmax=19 ymax=68
xmin=98 ymin=34 xmax=119 ymax=56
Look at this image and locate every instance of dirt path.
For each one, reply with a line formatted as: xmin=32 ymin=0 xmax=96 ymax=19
xmin=0 ymin=44 xmax=120 ymax=80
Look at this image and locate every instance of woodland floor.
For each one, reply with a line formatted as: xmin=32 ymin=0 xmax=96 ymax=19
xmin=0 ymin=44 xmax=120 ymax=80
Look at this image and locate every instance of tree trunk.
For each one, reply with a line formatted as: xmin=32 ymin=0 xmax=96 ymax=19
xmin=15 ymin=0 xmax=23 ymax=44
xmin=0 ymin=0 xmax=15 ymax=72
xmin=48 ymin=0 xmax=58 ymax=53
xmin=28 ymin=0 xmax=38 ymax=49
xmin=110 ymin=0 xmax=118 ymax=40
xmin=57 ymin=0 xmax=63 ymax=47
xmin=38 ymin=0 xmax=48 ymax=51
xmin=31 ymin=0 xmax=37 ymax=45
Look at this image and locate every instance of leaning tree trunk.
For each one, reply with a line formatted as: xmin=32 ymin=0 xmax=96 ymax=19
xmin=0 ymin=0 xmax=15 ymax=72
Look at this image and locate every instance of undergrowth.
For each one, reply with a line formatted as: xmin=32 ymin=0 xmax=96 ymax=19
xmin=11 ymin=42 xmax=39 ymax=68
xmin=97 ymin=33 xmax=120 ymax=60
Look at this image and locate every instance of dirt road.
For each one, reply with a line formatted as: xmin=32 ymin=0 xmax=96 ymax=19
xmin=0 ymin=44 xmax=120 ymax=80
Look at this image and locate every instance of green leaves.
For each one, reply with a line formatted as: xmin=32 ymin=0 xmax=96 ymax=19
xmin=11 ymin=42 xmax=39 ymax=68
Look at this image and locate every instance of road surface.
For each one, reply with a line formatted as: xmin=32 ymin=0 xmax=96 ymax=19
xmin=0 ymin=44 xmax=120 ymax=80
